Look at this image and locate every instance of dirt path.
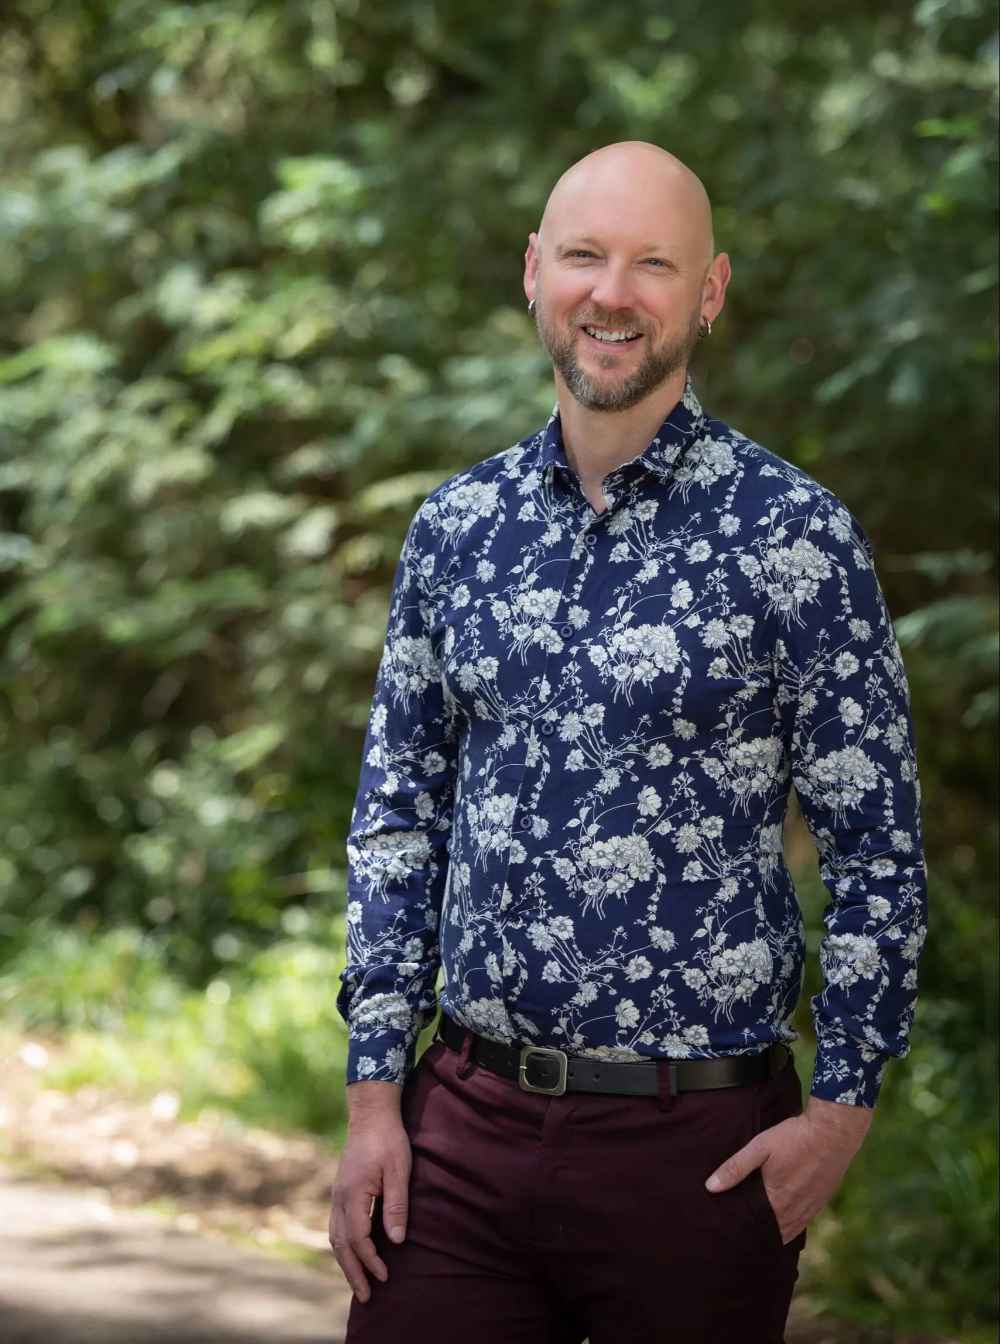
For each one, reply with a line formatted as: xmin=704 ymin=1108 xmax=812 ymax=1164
xmin=0 ymin=1032 xmax=355 ymax=1341
xmin=0 ymin=1171 xmax=346 ymax=1343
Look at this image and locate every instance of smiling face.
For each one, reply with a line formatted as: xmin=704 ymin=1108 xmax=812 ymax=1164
xmin=524 ymin=143 xmax=730 ymax=413
xmin=533 ymin=260 xmax=704 ymax=413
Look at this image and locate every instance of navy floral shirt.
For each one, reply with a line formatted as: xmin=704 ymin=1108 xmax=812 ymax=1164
xmin=338 ymin=377 xmax=928 ymax=1107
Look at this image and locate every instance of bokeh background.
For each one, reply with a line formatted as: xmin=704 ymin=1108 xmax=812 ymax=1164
xmin=1 ymin=1 xmax=996 ymax=1338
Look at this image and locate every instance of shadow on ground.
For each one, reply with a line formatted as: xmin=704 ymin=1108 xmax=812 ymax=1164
xmin=0 ymin=1174 xmax=346 ymax=1343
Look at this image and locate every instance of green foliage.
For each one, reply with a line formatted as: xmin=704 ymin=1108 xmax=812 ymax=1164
xmin=0 ymin=0 xmax=996 ymax=1330
xmin=813 ymin=1028 xmax=998 ymax=1333
xmin=2 ymin=922 xmax=351 ymax=1141
xmin=794 ymin=854 xmax=999 ymax=1332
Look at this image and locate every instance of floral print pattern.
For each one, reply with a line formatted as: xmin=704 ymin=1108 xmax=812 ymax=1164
xmin=337 ymin=378 xmax=928 ymax=1106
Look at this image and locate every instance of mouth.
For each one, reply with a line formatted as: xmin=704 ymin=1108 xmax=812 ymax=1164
xmin=579 ymin=324 xmax=644 ymax=350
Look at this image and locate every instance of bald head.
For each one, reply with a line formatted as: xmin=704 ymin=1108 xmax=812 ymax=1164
xmin=538 ymin=141 xmax=715 ymax=273
xmin=523 ymin=141 xmax=731 ymax=413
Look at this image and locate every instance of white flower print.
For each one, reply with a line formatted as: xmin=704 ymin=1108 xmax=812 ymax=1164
xmin=590 ymin=623 xmax=682 ymax=702
xmin=386 ymin=636 xmax=439 ymax=707
xmin=671 ymin=579 xmax=694 ymax=608
xmin=702 ymin=619 xmax=729 ymax=650
xmin=675 ymin=824 xmax=701 ymax=854
xmin=801 ymin=745 xmax=879 ymax=818
xmin=625 ymin=956 xmax=653 ymax=981
xmin=839 ymin=697 xmax=864 ymax=728
xmin=517 ymin=586 xmax=561 ymax=621
xmin=560 ymin=712 xmax=584 ymax=742
xmin=687 ymin=540 xmax=713 ymax=563
xmin=820 ymin=934 xmax=882 ymax=988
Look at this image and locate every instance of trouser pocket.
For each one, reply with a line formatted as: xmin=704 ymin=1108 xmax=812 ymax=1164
xmin=740 ymin=1056 xmax=806 ymax=1252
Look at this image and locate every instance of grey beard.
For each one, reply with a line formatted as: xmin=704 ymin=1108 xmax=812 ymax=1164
xmin=535 ymin=307 xmax=701 ymax=412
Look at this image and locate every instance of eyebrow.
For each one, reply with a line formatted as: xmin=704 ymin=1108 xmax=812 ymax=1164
xmin=556 ymin=238 xmax=680 ymax=273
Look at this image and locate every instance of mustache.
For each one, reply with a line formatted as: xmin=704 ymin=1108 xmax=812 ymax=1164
xmin=573 ymin=310 xmax=646 ymax=331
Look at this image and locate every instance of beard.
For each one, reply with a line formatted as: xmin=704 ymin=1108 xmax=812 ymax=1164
xmin=534 ymin=297 xmax=701 ymax=413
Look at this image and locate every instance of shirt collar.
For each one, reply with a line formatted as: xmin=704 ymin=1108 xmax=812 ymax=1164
xmin=537 ymin=375 xmax=706 ymax=486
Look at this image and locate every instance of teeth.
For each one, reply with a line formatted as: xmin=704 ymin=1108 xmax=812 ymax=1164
xmin=584 ymin=326 xmax=640 ymax=342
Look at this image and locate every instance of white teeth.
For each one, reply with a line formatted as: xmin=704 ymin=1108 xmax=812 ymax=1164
xmin=584 ymin=326 xmax=640 ymax=342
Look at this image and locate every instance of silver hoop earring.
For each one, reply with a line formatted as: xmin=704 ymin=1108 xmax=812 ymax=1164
xmin=698 ymin=316 xmax=712 ymax=339
xmin=528 ymin=299 xmax=536 ymax=316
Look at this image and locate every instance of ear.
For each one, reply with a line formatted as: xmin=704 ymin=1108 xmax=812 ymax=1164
xmin=701 ymin=252 xmax=732 ymax=324
xmin=523 ymin=231 xmax=540 ymax=304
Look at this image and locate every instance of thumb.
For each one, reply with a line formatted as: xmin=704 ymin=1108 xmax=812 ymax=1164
xmin=705 ymin=1137 xmax=765 ymax=1193
xmin=382 ymin=1155 xmax=410 ymax=1245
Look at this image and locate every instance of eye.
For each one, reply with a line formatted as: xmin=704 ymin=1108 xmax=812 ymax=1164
xmin=643 ymin=257 xmax=669 ymax=267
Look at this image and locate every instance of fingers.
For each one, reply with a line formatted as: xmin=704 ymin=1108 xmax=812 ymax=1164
xmin=381 ymin=1151 xmax=411 ymax=1244
xmin=328 ymin=1124 xmax=412 ymax=1302
xmin=705 ymin=1136 xmax=766 ymax=1192
xmin=348 ymin=1189 xmax=390 ymax=1283
xmin=330 ymin=1189 xmax=388 ymax=1304
xmin=332 ymin=1225 xmax=374 ymax=1304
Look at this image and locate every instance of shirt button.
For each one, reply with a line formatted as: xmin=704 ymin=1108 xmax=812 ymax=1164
xmin=518 ymin=811 xmax=532 ymax=829
xmin=584 ymin=533 xmax=597 ymax=547
xmin=540 ymin=721 xmax=556 ymax=737
xmin=559 ymin=622 xmax=574 ymax=638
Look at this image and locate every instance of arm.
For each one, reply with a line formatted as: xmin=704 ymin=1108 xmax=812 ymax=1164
xmin=335 ymin=500 xmax=458 ymax=1086
xmin=331 ymin=501 xmax=458 ymax=1299
xmin=706 ymin=492 xmax=927 ymax=1237
xmin=776 ymin=494 xmax=928 ymax=1110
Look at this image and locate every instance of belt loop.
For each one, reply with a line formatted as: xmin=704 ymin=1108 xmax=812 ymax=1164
xmin=656 ymin=1059 xmax=676 ymax=1112
xmin=456 ymin=1029 xmax=476 ymax=1080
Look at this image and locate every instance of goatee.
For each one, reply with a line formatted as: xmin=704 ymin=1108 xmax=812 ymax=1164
xmin=534 ymin=303 xmax=701 ymax=412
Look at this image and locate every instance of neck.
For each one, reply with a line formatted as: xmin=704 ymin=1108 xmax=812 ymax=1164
xmin=556 ymin=367 xmax=688 ymax=493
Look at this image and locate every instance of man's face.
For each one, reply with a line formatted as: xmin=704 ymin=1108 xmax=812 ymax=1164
xmin=532 ymin=263 xmax=703 ymax=413
xmin=524 ymin=164 xmax=717 ymax=413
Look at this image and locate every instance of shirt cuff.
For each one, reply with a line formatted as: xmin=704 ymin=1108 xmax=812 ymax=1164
xmin=345 ymin=1030 xmax=416 ymax=1086
xmin=809 ymin=1037 xmax=891 ymax=1108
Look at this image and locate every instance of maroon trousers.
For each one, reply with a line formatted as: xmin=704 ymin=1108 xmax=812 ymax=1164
xmin=346 ymin=1030 xmax=807 ymax=1343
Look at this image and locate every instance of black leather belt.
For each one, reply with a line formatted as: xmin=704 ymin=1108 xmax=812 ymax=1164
xmin=436 ymin=1013 xmax=791 ymax=1098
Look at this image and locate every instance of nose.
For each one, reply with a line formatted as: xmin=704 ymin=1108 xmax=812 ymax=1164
xmin=587 ymin=261 xmax=638 ymax=316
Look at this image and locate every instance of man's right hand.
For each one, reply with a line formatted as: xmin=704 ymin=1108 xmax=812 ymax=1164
xmin=329 ymin=1081 xmax=411 ymax=1304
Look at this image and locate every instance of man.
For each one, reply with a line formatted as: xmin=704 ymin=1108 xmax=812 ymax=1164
xmin=330 ymin=142 xmax=928 ymax=1342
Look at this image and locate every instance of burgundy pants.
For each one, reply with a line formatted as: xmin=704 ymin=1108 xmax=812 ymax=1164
xmin=345 ymin=1030 xmax=807 ymax=1343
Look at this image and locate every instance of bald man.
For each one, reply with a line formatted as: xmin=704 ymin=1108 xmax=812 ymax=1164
xmin=331 ymin=142 xmax=927 ymax=1343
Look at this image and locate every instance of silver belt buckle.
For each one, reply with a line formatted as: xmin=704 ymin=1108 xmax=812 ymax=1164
xmin=519 ymin=1045 xmax=568 ymax=1096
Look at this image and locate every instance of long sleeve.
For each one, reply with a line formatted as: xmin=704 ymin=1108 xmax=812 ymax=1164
xmin=775 ymin=493 xmax=928 ymax=1108
xmin=336 ymin=502 xmax=459 ymax=1085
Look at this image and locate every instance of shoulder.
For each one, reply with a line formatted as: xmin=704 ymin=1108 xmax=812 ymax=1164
xmin=409 ymin=427 xmax=547 ymax=546
xmin=705 ymin=413 xmax=875 ymax=566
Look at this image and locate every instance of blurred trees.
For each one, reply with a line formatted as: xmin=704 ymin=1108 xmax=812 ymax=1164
xmin=0 ymin=0 xmax=996 ymax=1331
